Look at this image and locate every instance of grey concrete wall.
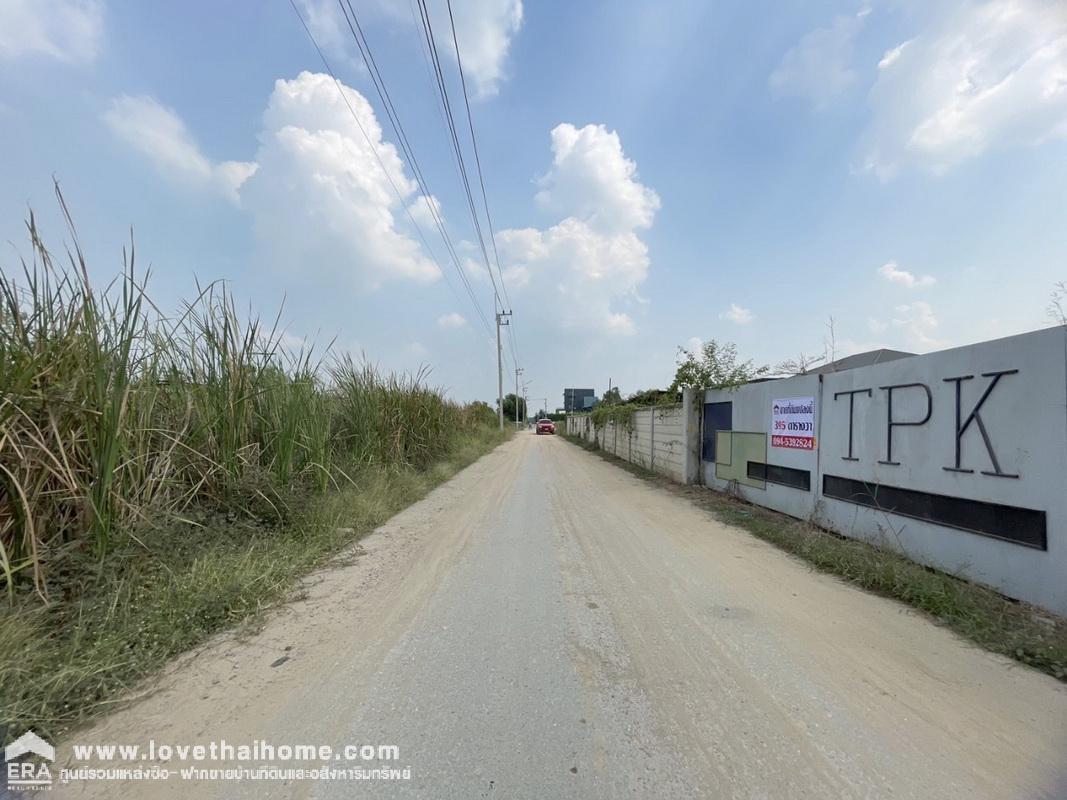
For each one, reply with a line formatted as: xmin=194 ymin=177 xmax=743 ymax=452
xmin=705 ymin=374 xmax=822 ymax=522
xmin=702 ymin=327 xmax=1067 ymax=616
xmin=565 ymin=403 xmax=691 ymax=484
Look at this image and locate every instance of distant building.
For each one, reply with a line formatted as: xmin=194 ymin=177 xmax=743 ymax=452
xmin=563 ymin=388 xmax=596 ymax=413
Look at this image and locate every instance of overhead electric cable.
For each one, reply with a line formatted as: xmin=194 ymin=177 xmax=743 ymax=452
xmin=412 ymin=0 xmax=502 ymax=310
xmin=287 ymin=0 xmax=493 ymax=336
xmin=444 ymin=0 xmax=511 ymax=313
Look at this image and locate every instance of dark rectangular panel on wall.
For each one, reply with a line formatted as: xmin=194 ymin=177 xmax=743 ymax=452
xmin=747 ymin=462 xmax=811 ymax=491
xmin=822 ymin=474 xmax=1047 ymax=550
xmin=702 ymin=402 xmax=732 ymax=462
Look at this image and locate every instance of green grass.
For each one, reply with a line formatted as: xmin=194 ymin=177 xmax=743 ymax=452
xmin=563 ymin=432 xmax=1067 ymax=683
xmin=0 ymin=425 xmax=507 ymax=744
xmin=0 ymin=188 xmax=510 ymax=743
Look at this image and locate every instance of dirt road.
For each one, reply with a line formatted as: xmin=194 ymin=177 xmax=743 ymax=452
xmin=53 ymin=434 xmax=1067 ymax=798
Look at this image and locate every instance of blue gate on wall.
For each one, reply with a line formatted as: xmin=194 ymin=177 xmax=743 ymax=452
xmin=702 ymin=401 xmax=733 ymax=462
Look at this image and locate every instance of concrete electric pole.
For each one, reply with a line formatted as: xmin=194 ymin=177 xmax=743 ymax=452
xmin=514 ymin=367 xmax=524 ymax=428
xmin=496 ymin=311 xmax=511 ymax=431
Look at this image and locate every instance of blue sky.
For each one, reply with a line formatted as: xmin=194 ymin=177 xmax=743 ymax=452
xmin=2 ymin=0 xmax=1065 ymax=409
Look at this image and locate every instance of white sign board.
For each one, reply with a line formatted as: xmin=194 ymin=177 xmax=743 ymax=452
xmin=770 ymin=396 xmax=816 ymax=450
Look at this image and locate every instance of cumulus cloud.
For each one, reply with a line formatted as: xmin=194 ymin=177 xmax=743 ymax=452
xmin=441 ymin=0 xmax=523 ymax=97
xmin=498 ymin=123 xmax=658 ymax=337
xmin=535 ymin=123 xmax=660 ymax=233
xmin=860 ymin=0 xmax=1067 ymax=178
xmin=408 ymin=194 xmax=443 ymax=229
xmin=877 ymin=260 xmax=936 ymax=288
xmin=769 ymin=10 xmax=868 ymax=107
xmin=498 ymin=220 xmax=649 ymax=335
xmin=102 ymin=96 xmax=257 ymax=202
xmin=437 ymin=312 xmax=468 ymax=329
xmin=0 ymin=0 xmax=103 ymax=63
xmin=295 ymin=0 xmax=521 ymax=96
xmin=295 ymin=0 xmax=354 ymax=63
xmin=239 ymin=71 xmax=441 ymax=288
xmin=892 ymin=300 xmax=943 ymax=348
xmin=719 ymin=303 xmax=755 ymax=325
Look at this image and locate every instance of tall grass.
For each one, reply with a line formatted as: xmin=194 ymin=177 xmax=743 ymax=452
xmin=0 ymin=190 xmax=497 ymax=603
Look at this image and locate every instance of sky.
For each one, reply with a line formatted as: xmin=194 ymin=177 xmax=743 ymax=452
xmin=1 ymin=0 xmax=1066 ymax=410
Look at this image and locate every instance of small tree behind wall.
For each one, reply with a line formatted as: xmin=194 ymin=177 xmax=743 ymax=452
xmin=668 ymin=340 xmax=768 ymax=391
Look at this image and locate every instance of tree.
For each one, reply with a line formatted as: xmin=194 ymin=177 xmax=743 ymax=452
xmin=601 ymin=386 xmax=622 ymax=405
xmin=465 ymin=400 xmax=496 ymax=426
xmin=500 ymin=393 xmax=526 ymax=422
xmin=627 ymin=388 xmax=676 ymax=406
xmin=774 ymin=352 xmax=825 ymax=377
xmin=1049 ymin=281 xmax=1067 ymax=326
xmin=669 ymin=339 xmax=768 ymax=391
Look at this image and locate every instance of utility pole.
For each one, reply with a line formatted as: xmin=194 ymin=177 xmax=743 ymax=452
xmin=496 ymin=311 xmax=511 ymax=431
xmin=514 ymin=367 xmax=524 ymax=428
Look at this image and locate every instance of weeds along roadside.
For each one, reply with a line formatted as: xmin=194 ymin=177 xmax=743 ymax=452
xmin=0 ymin=192 xmax=508 ymax=741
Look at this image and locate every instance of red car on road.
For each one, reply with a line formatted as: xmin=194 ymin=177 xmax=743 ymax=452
xmin=536 ymin=418 xmax=556 ymax=435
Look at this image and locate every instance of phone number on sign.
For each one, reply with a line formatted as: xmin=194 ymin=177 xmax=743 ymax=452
xmin=771 ymin=435 xmax=815 ymax=450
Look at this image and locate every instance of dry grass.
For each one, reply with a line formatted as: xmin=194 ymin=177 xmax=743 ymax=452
xmin=0 ymin=187 xmax=496 ymax=600
xmin=0 ymin=188 xmax=507 ymax=742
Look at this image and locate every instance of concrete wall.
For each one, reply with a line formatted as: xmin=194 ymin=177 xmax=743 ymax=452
xmin=565 ymin=394 xmax=697 ymax=484
xmin=704 ymin=373 xmax=822 ymax=522
xmin=702 ymin=327 xmax=1067 ymax=615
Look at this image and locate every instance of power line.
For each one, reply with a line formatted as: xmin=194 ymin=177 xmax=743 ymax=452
xmin=291 ymin=0 xmax=523 ymax=399
xmin=413 ymin=0 xmax=502 ymax=310
xmin=444 ymin=0 xmax=511 ymax=313
xmin=443 ymin=0 xmax=520 ymax=372
xmin=335 ymin=0 xmax=482 ymax=325
xmin=287 ymin=0 xmax=493 ymax=336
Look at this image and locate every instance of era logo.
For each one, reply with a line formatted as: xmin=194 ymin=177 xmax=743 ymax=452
xmin=5 ymin=730 xmax=54 ymax=789
xmin=8 ymin=760 xmax=53 ymax=787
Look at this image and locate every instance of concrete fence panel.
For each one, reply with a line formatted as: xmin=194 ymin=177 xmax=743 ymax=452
xmin=702 ymin=328 xmax=1067 ymax=615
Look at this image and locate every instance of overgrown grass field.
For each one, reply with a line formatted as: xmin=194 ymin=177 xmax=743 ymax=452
xmin=0 ymin=194 xmax=507 ymax=742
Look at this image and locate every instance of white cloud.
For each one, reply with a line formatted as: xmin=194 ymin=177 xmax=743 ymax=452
xmin=278 ymin=331 xmax=309 ymax=352
xmin=437 ymin=312 xmax=468 ymax=329
xmin=719 ymin=303 xmax=755 ymax=325
xmin=408 ymin=194 xmax=442 ymax=229
xmin=878 ymin=40 xmax=911 ymax=70
xmin=860 ymin=0 xmax=1067 ymax=178
xmin=535 ymin=123 xmax=660 ymax=233
xmin=0 ymin=0 xmax=103 ymax=63
xmin=877 ymin=260 xmax=936 ymax=288
xmin=769 ymin=11 xmax=867 ymax=107
xmin=498 ymin=123 xmax=658 ymax=337
xmin=239 ymin=71 xmax=441 ymax=288
xmin=318 ymin=0 xmax=523 ymax=97
xmin=440 ymin=0 xmax=523 ymax=97
xmin=892 ymin=300 xmax=943 ymax=348
xmin=102 ymin=96 xmax=257 ymax=203
xmin=867 ymin=317 xmax=889 ymax=333
xmin=498 ymin=220 xmax=649 ymax=335
xmin=296 ymin=0 xmax=353 ymax=63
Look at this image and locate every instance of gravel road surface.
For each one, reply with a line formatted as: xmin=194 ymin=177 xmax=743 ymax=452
xmin=52 ymin=433 xmax=1067 ymax=799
